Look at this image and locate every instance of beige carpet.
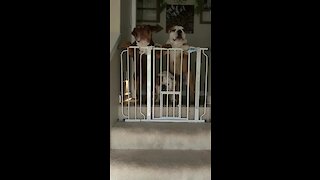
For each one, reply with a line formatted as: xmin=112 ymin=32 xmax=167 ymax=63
xmin=111 ymin=122 xmax=211 ymax=150
xmin=110 ymin=122 xmax=211 ymax=180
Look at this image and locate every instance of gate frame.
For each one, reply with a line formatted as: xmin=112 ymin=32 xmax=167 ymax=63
xmin=121 ymin=46 xmax=208 ymax=123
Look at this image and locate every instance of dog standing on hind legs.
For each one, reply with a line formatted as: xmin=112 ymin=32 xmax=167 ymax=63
xmin=118 ymin=24 xmax=163 ymax=104
xmin=162 ymin=25 xmax=196 ymax=103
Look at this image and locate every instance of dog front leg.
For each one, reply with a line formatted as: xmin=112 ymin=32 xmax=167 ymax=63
xmin=183 ymin=72 xmax=195 ymax=103
xmin=160 ymin=44 xmax=172 ymax=57
xmin=181 ymin=44 xmax=190 ymax=51
xmin=189 ymin=74 xmax=195 ymax=103
xmin=181 ymin=54 xmax=195 ymax=103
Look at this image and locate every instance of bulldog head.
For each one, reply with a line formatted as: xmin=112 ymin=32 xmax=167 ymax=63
xmin=166 ymin=25 xmax=187 ymax=48
xmin=155 ymin=71 xmax=178 ymax=103
xmin=131 ymin=24 xmax=163 ymax=54
xmin=156 ymin=71 xmax=176 ymax=91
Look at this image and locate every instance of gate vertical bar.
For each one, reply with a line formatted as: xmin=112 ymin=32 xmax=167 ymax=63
xmin=194 ymin=48 xmax=202 ymax=121
xmin=146 ymin=47 xmax=152 ymax=120
xmin=152 ymin=49 xmax=155 ymax=119
xmin=134 ymin=48 xmax=137 ymax=119
xmin=127 ymin=48 xmax=130 ymax=119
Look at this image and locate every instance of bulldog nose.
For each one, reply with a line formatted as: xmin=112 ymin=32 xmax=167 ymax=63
xmin=177 ymin=30 xmax=182 ymax=34
xmin=161 ymin=85 xmax=167 ymax=91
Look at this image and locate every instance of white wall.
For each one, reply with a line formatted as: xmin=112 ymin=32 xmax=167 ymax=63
xmin=110 ymin=0 xmax=121 ymax=127
xmin=110 ymin=50 xmax=120 ymax=127
xmin=120 ymin=0 xmax=133 ymax=42
xmin=110 ymin=0 xmax=121 ymax=53
xmin=110 ymin=0 xmax=120 ymax=33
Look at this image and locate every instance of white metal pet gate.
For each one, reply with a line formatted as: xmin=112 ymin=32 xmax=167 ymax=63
xmin=120 ymin=46 xmax=209 ymax=122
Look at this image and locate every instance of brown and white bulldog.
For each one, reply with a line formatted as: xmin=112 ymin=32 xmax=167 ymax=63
xmin=162 ymin=25 xmax=195 ymax=103
xmin=119 ymin=24 xmax=163 ymax=103
xmin=119 ymin=24 xmax=163 ymax=55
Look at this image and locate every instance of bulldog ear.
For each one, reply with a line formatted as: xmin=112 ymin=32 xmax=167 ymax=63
xmin=166 ymin=25 xmax=174 ymax=33
xmin=149 ymin=24 xmax=163 ymax=33
xmin=131 ymin=28 xmax=137 ymax=37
